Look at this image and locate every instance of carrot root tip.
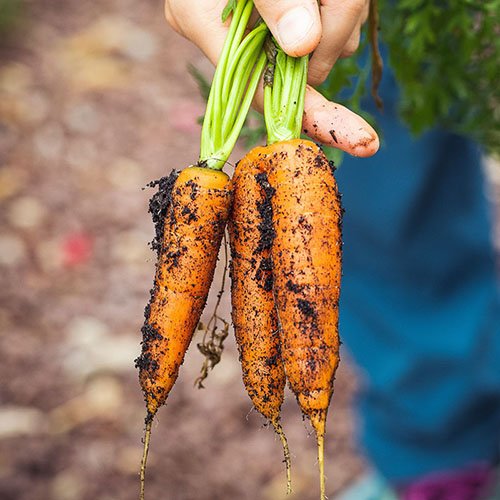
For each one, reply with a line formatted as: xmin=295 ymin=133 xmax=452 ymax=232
xmin=317 ymin=433 xmax=326 ymax=500
xmin=140 ymin=419 xmax=153 ymax=500
xmin=272 ymin=420 xmax=292 ymax=495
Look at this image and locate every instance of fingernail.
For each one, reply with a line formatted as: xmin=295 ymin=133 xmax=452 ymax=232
xmin=276 ymin=7 xmax=315 ymax=52
xmin=351 ymin=129 xmax=380 ymax=157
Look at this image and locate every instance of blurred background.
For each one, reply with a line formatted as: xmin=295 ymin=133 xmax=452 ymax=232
xmin=0 ymin=1 xmax=498 ymax=500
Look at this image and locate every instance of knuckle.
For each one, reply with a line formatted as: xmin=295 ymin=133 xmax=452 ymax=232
xmin=349 ymin=0 xmax=366 ymax=14
xmin=340 ymin=43 xmax=358 ymax=58
xmin=308 ymin=65 xmax=330 ymax=86
xmin=340 ymin=33 xmax=360 ymax=57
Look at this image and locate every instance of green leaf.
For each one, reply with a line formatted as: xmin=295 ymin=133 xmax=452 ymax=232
xmin=188 ymin=64 xmax=212 ymax=102
xmin=221 ymin=0 xmax=237 ymax=22
xmin=0 ymin=0 xmax=22 ymax=36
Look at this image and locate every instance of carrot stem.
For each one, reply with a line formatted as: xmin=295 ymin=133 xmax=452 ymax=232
xmin=222 ymin=24 xmax=268 ymax=137
xmin=200 ymin=0 xmax=267 ymax=170
xmin=139 ymin=419 xmax=152 ymax=500
xmin=263 ymin=38 xmax=308 ymax=144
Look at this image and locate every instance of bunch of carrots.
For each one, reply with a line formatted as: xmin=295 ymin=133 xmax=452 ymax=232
xmin=135 ymin=1 xmax=349 ymax=499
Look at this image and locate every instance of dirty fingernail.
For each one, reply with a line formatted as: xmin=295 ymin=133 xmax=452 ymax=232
xmin=276 ymin=7 xmax=314 ymax=52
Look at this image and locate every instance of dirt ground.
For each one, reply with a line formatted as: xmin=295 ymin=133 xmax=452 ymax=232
xmin=0 ymin=1 xmax=365 ymax=499
xmin=1 ymin=2 xmax=499 ymax=500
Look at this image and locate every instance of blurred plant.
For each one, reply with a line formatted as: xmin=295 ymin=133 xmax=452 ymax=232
xmin=321 ymin=0 xmax=500 ymax=156
xmin=0 ymin=0 xmax=23 ymax=37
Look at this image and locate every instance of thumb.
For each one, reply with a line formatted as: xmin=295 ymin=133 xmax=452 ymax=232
xmin=254 ymin=0 xmax=322 ymax=57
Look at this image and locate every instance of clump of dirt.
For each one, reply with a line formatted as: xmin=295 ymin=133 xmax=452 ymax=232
xmin=147 ymin=171 xmax=178 ymax=256
xmin=255 ymin=172 xmax=276 ymax=253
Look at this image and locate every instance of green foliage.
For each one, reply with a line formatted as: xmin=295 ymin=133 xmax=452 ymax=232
xmin=194 ymin=1 xmax=500 ymax=156
xmin=0 ymin=0 xmax=22 ymax=36
xmin=321 ymin=0 xmax=500 ymax=155
xmin=188 ymin=64 xmax=211 ymax=102
xmin=221 ymin=0 xmax=237 ymax=22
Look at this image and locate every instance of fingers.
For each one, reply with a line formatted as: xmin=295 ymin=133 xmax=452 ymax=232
xmin=165 ymin=0 xmax=229 ymax=65
xmin=166 ymin=0 xmax=369 ymax=84
xmin=254 ymin=85 xmax=379 ymax=157
xmin=254 ymin=0 xmax=322 ymax=57
xmin=164 ymin=0 xmax=379 ymax=158
xmin=308 ymin=0 xmax=368 ymax=86
xmin=302 ymin=86 xmax=379 ymax=157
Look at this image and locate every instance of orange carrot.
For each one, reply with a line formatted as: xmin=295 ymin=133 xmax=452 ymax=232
xmin=260 ymin=30 xmax=345 ymax=496
xmin=228 ymin=148 xmax=291 ymax=492
xmin=136 ymin=166 xmax=231 ymax=499
xmin=266 ymin=139 xmax=342 ymax=499
xmin=137 ymin=166 xmax=231 ymax=421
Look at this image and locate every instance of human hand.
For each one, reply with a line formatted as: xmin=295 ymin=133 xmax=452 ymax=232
xmin=165 ymin=0 xmax=379 ymax=157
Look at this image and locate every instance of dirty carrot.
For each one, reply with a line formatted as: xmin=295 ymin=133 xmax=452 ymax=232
xmin=262 ymin=39 xmax=343 ymax=500
xmin=137 ymin=166 xmax=231 ymax=418
xmin=135 ymin=1 xmax=267 ymax=498
xmin=267 ymin=139 xmax=342 ymax=499
xmin=228 ymin=149 xmax=291 ymax=492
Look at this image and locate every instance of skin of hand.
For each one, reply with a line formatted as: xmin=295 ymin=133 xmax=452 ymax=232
xmin=165 ymin=0 xmax=379 ymax=157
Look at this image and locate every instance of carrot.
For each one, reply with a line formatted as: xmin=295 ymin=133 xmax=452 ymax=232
xmin=135 ymin=2 xmax=268 ymax=498
xmin=260 ymin=40 xmax=343 ymax=500
xmin=136 ymin=166 xmax=231 ymax=498
xmin=137 ymin=166 xmax=231 ymax=420
xmin=228 ymin=148 xmax=291 ymax=492
xmin=266 ymin=139 xmax=342 ymax=499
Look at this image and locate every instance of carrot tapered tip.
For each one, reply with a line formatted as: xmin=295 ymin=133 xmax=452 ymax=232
xmin=140 ymin=419 xmax=153 ymax=500
xmin=317 ymin=433 xmax=326 ymax=500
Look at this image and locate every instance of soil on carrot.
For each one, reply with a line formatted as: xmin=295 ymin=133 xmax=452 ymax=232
xmin=255 ymin=171 xmax=276 ymax=254
xmin=147 ymin=171 xmax=178 ymax=256
xmin=1 ymin=2 xmax=498 ymax=500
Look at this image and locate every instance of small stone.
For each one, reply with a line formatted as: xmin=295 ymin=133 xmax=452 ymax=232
xmin=0 ymin=406 xmax=46 ymax=438
xmin=64 ymin=102 xmax=101 ymax=134
xmin=0 ymin=233 xmax=26 ymax=266
xmin=122 ymin=27 xmax=157 ymax=62
xmin=49 ymin=375 xmax=124 ymax=434
xmin=65 ymin=138 xmax=97 ymax=169
xmin=36 ymin=238 xmax=63 ymax=272
xmin=0 ymin=166 xmax=25 ymax=200
xmin=51 ymin=470 xmax=84 ymax=500
xmin=84 ymin=375 xmax=123 ymax=415
xmin=112 ymin=230 xmax=150 ymax=264
xmin=0 ymin=63 xmax=32 ymax=94
xmin=7 ymin=196 xmax=46 ymax=229
xmin=63 ymin=316 xmax=138 ymax=379
xmin=33 ymin=122 xmax=65 ymax=161
xmin=66 ymin=315 xmax=109 ymax=344
xmin=106 ymin=157 xmax=143 ymax=189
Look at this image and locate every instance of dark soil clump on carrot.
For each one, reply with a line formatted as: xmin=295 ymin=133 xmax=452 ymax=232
xmin=148 ymin=170 xmax=179 ymax=256
xmin=255 ymin=172 xmax=276 ymax=253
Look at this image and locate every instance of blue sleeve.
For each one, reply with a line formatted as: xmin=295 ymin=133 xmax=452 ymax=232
xmin=336 ymin=63 xmax=500 ymax=481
